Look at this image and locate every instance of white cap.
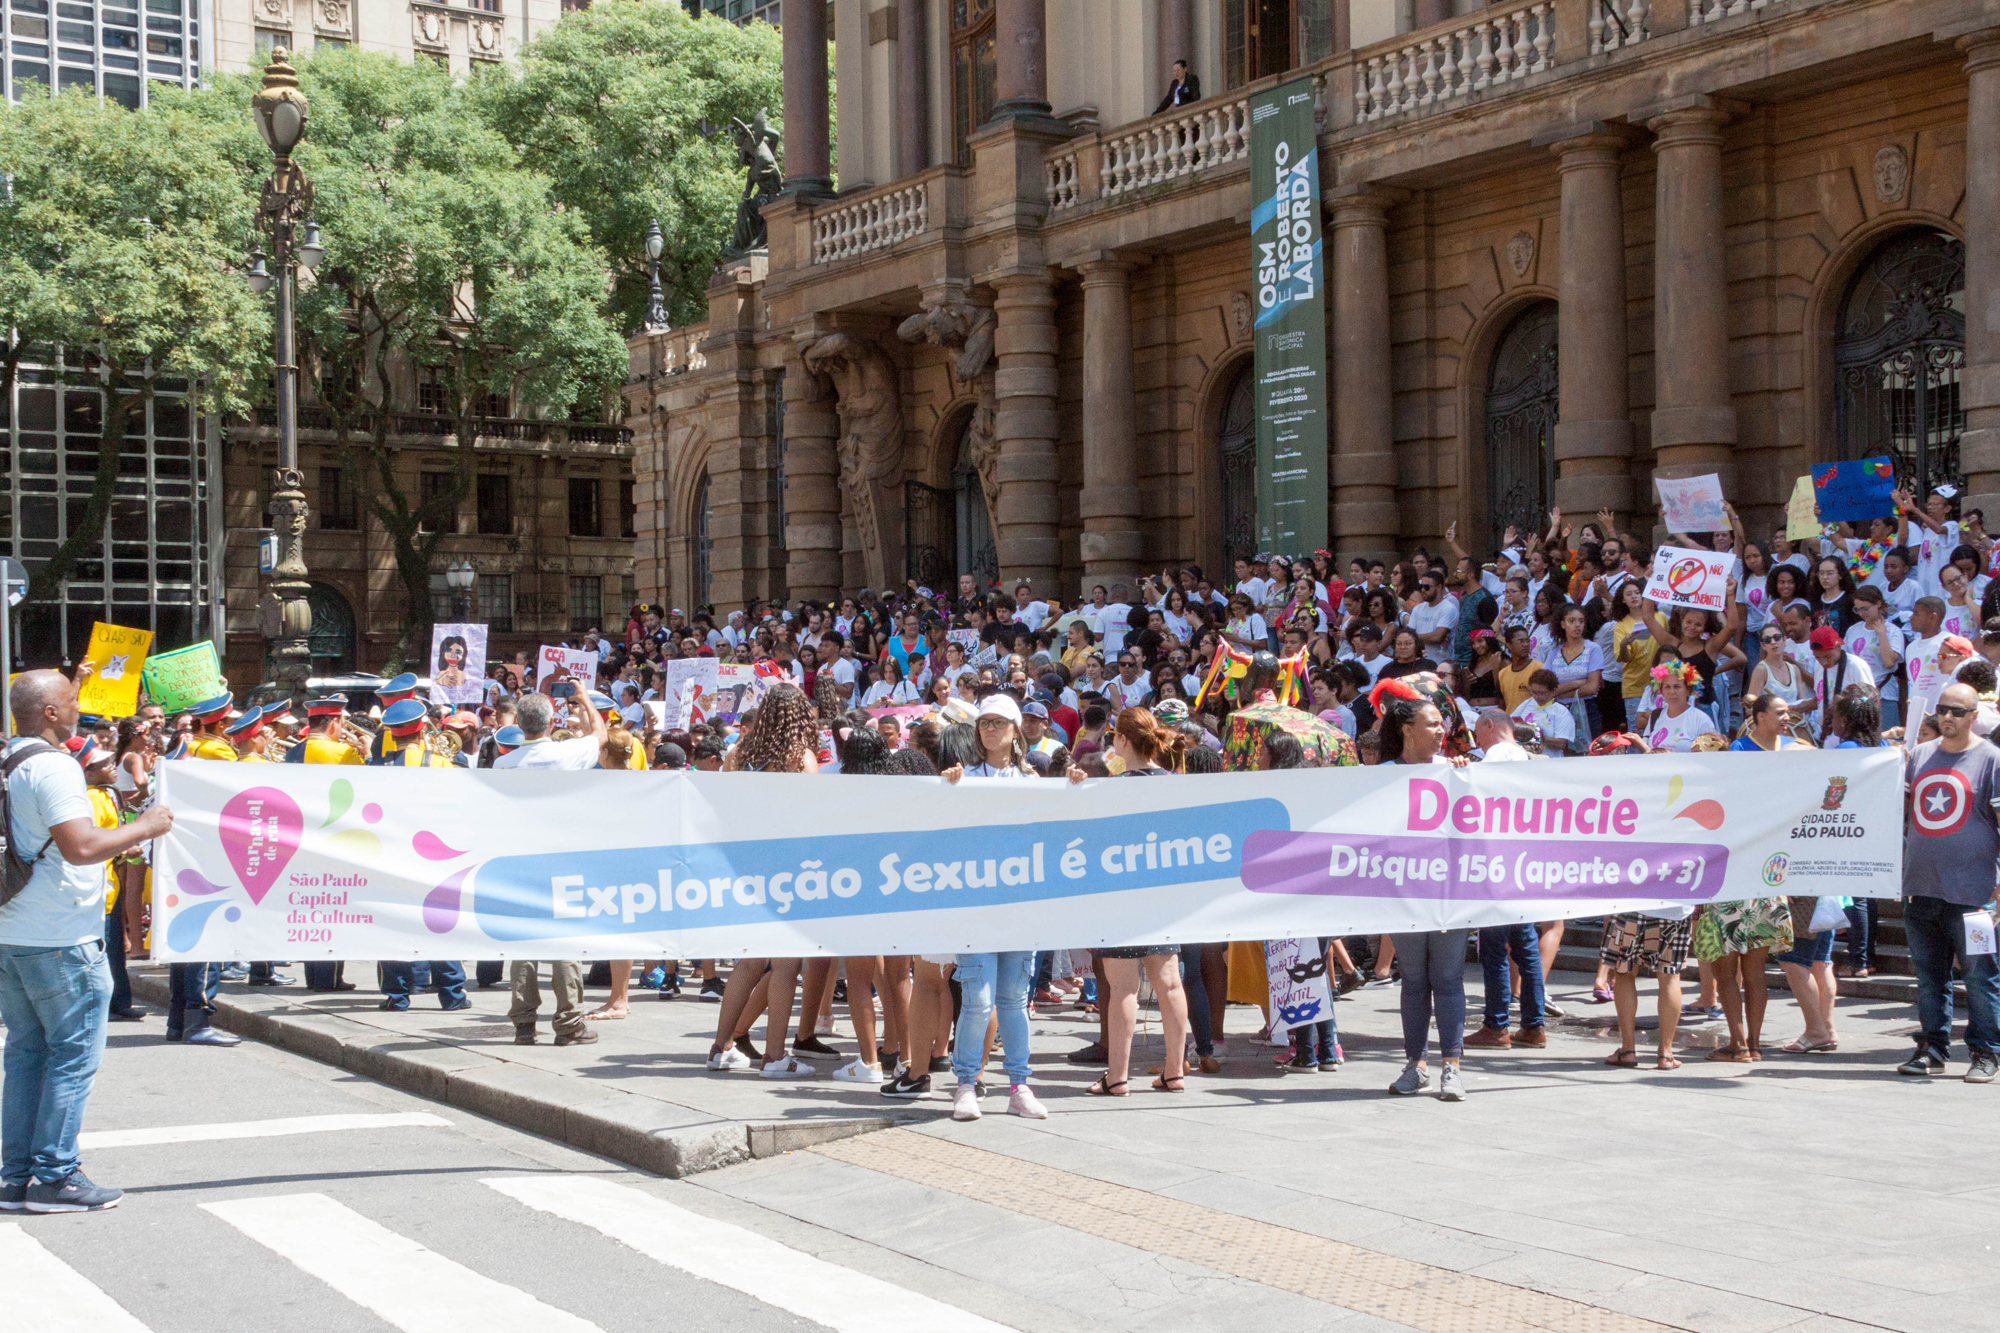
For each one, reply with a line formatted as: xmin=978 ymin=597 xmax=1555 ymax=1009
xmin=976 ymin=695 xmax=1022 ymax=726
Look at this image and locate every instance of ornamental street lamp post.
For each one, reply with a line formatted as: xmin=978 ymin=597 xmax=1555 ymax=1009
xmin=247 ymin=49 xmax=326 ymax=699
xmin=643 ymin=219 xmax=670 ymax=333
xmin=446 ymin=557 xmax=476 ymax=621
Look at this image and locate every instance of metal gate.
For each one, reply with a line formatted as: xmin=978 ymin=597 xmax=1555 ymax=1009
xmin=1835 ymin=229 xmax=1965 ymax=498
xmin=1217 ymin=364 xmax=1257 ymax=572
xmin=1485 ymin=301 xmax=1559 ymax=553
xmin=904 ymin=479 xmax=956 ymax=593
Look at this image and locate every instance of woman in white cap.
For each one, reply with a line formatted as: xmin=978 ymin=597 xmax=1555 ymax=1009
xmin=939 ymin=694 xmax=1047 ymax=1120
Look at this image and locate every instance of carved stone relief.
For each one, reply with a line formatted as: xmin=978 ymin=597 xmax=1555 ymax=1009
xmin=1507 ymin=230 xmax=1536 ymax=278
xmin=1873 ymin=144 xmax=1910 ymax=205
xmin=412 ymin=8 xmax=449 ymax=50
xmin=897 ymin=296 xmax=999 ymax=535
xmin=798 ymin=333 xmax=905 ymax=591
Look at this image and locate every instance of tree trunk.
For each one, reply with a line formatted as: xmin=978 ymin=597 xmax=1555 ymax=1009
xmin=28 ymin=373 xmax=138 ymax=605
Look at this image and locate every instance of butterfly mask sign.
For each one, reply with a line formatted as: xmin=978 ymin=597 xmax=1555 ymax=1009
xmin=1265 ymin=937 xmax=1334 ymax=1037
xmin=1644 ymin=543 xmax=1732 ymax=615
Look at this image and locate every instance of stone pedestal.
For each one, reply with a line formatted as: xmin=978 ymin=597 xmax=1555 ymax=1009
xmin=1552 ymin=131 xmax=1635 ymax=520
xmin=1960 ymin=33 xmax=2000 ymax=520
xmin=992 ymin=272 xmax=1062 ymax=591
xmin=1329 ymin=186 xmax=1403 ymax=564
xmin=1647 ymin=101 xmax=1737 ymax=497
xmin=1079 ymin=255 xmax=1143 ymax=579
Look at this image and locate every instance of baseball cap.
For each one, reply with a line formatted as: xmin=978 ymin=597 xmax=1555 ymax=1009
xmin=1808 ymin=627 xmax=1842 ymax=652
xmin=1021 ymin=700 xmax=1050 ymax=719
xmin=977 ymin=695 xmax=1023 ymax=726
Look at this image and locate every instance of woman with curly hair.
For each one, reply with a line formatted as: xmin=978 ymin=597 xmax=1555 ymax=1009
xmin=707 ymin=683 xmax=822 ymax=1079
xmin=1638 ymin=659 xmax=1720 ymax=753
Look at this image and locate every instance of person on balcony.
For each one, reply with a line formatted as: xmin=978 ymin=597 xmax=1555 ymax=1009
xmin=1153 ymin=59 xmax=1201 ymax=115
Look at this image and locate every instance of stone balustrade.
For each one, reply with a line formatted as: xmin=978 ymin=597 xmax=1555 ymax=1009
xmin=1591 ymin=0 xmax=1650 ymax=52
xmin=1353 ymin=3 xmax=1558 ymax=124
xmin=809 ymin=181 xmax=929 ymax=264
xmin=1689 ymin=0 xmax=1790 ymax=25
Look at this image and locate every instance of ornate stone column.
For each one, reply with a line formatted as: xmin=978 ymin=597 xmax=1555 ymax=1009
xmin=1329 ymin=185 xmax=1403 ymax=563
xmin=1158 ymin=0 xmax=1193 ymax=92
xmin=1078 ymin=255 xmax=1142 ymax=582
xmin=1647 ymin=100 xmax=1736 ymax=493
xmin=780 ymin=0 xmax=831 ymax=195
xmin=991 ymin=272 xmax=1062 ymax=591
xmin=896 ymin=0 xmax=929 ymax=180
xmin=783 ymin=341 xmax=842 ymax=601
xmin=1960 ymin=32 xmax=2000 ymax=519
xmin=993 ymin=0 xmax=1050 ymax=120
xmin=1553 ymin=130 xmax=1635 ymax=522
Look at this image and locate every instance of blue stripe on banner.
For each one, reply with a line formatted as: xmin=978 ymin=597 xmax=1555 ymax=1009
xmin=471 ymin=799 xmax=1289 ymax=940
xmin=1253 ymin=240 xmax=1323 ymax=329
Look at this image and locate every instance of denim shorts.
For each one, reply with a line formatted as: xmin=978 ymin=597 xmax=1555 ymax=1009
xmin=1777 ymin=927 xmax=1835 ymax=967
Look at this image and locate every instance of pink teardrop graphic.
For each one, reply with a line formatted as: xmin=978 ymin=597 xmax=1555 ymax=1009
xmin=219 ymin=786 xmax=302 ymax=905
xmin=1674 ymin=799 xmax=1726 ymax=831
xmin=423 ymin=865 xmax=473 ymax=935
xmin=412 ymin=830 xmax=467 ymax=862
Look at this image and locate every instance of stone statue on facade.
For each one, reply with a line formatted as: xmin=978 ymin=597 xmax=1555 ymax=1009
xmin=727 ymin=109 xmax=783 ymax=255
xmin=897 ymin=296 xmax=999 ymax=535
xmin=798 ymin=332 xmax=904 ymax=590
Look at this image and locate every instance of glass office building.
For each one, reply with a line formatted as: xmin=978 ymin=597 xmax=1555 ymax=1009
xmin=2 ymin=0 xmax=205 ymax=108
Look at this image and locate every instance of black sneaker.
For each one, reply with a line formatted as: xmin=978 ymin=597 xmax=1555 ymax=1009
xmin=1284 ymin=1052 xmax=1319 ymax=1073
xmin=698 ymin=977 xmax=726 ymax=1002
xmin=881 ymin=1071 xmax=931 ymax=1099
xmin=25 ymin=1171 xmax=122 ymax=1213
xmin=1896 ymin=1046 xmax=1947 ymax=1077
xmin=794 ymin=1035 xmax=839 ymax=1057
xmin=927 ymin=1055 xmax=951 ymax=1075
xmin=1968 ymin=1052 xmax=1999 ymax=1084
xmin=733 ymin=1034 xmax=763 ymax=1062
xmin=658 ymin=973 xmax=682 ymax=999
xmin=0 ymin=1181 xmax=25 ymax=1211
xmin=1066 ymin=1041 xmax=1108 ymax=1065
xmin=832 ymin=979 xmax=849 ymax=1003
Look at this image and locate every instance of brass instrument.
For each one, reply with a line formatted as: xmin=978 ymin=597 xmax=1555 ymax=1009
xmin=430 ymin=725 xmax=462 ymax=761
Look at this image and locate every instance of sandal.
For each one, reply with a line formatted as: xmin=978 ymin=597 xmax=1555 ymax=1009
xmin=1656 ymin=1055 xmax=1683 ymax=1070
xmin=1084 ymin=1074 xmax=1128 ymax=1097
xmin=1151 ymin=1074 xmax=1187 ymax=1093
xmin=1779 ymin=1039 xmax=1814 ymax=1054
xmin=1589 ymin=986 xmax=1614 ymax=1004
xmin=583 ymin=1005 xmax=628 ymax=1021
xmin=1605 ymin=1048 xmax=1638 ymax=1067
xmin=1804 ymin=1039 xmax=1838 ymax=1053
xmin=1705 ymin=1046 xmax=1752 ymax=1063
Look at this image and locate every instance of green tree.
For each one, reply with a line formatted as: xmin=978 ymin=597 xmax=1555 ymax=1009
xmin=0 ymin=88 xmax=267 ymax=605
xmin=476 ymin=1 xmax=786 ymax=333
xmin=205 ymin=50 xmax=630 ymax=670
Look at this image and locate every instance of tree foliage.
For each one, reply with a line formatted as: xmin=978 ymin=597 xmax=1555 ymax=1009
xmin=477 ymin=1 xmax=785 ymax=332
xmin=204 ymin=49 xmax=630 ymax=668
xmin=0 ymin=88 xmax=267 ymax=604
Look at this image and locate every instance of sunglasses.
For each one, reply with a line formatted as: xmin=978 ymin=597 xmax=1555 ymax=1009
xmin=1760 ymin=633 xmax=1784 ymax=644
xmin=1935 ymin=704 xmax=1976 ymax=719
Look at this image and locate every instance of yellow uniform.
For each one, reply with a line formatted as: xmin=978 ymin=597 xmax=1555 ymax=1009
xmin=85 ymin=786 xmax=120 ymax=910
xmin=375 ymin=741 xmax=453 ymax=768
xmin=188 ymin=735 xmax=238 ymax=762
xmin=237 ymin=750 xmax=273 ymax=763
xmin=301 ymin=734 xmax=365 ymax=765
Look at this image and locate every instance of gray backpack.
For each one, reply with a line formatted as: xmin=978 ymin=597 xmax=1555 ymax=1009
xmin=1 ymin=741 xmax=59 ymax=906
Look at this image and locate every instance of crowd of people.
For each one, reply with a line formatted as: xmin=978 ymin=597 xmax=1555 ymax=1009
xmin=6 ymin=491 xmax=2000 ymax=1212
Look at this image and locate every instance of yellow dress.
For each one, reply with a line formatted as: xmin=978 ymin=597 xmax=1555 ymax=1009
xmin=1226 ymin=940 xmax=1269 ymax=1006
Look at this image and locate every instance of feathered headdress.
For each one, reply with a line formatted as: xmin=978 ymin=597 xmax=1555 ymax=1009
xmin=1650 ymin=659 xmax=1699 ymax=688
xmin=1367 ymin=675 xmax=1421 ymax=715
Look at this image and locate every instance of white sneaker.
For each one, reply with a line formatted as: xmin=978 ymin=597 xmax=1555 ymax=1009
xmin=951 ymin=1083 xmax=982 ymax=1121
xmin=832 ymin=1058 xmax=882 ymax=1084
xmin=1007 ymin=1084 xmax=1048 ymax=1119
xmin=760 ymin=1055 xmax=815 ymax=1079
xmin=707 ymin=1047 xmax=751 ymax=1071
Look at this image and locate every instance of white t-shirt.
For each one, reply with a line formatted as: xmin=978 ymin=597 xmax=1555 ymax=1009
xmin=1406 ymin=598 xmax=1457 ymax=644
xmin=1095 ymin=604 xmax=1135 ymax=656
xmin=1904 ymin=631 xmax=1952 ymax=718
xmin=861 ymin=679 xmax=921 ymax=707
xmin=1810 ymin=652 xmax=1876 ymax=730
xmin=1225 ymin=613 xmax=1268 ymax=646
xmin=1913 ymin=520 xmax=1961 ymax=598
xmin=1355 ymin=652 xmax=1391 ymax=684
xmin=1106 ymin=676 xmax=1154 ymax=711
xmin=494 ymin=735 xmax=601 ymax=770
xmin=0 ymin=739 xmax=103 ymax=947
xmin=1843 ymin=621 xmax=1904 ymax=702
xmin=829 ymin=656 xmax=861 ymax=706
xmin=1942 ymin=599 xmax=1981 ymax=643
xmin=1481 ymin=739 xmax=1531 ymax=762
xmin=1015 ymin=600 xmax=1050 ymax=632
xmin=1882 ymin=577 xmax=1919 ymax=627
xmin=1646 ymin=706 xmax=1721 ymax=753
xmin=1510 ymin=699 xmax=1576 ymax=750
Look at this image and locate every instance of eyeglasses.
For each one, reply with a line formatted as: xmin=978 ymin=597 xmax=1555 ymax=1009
xmin=1935 ymin=704 xmax=1977 ymax=718
xmin=1760 ymin=633 xmax=1784 ymax=644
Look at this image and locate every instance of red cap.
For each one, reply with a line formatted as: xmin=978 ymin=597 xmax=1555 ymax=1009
xmin=1943 ymin=634 xmax=1977 ymax=658
xmin=1808 ymin=627 xmax=1842 ymax=651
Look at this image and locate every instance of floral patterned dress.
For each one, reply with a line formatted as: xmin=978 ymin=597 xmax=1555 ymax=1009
xmin=1692 ymin=898 xmax=1794 ymax=961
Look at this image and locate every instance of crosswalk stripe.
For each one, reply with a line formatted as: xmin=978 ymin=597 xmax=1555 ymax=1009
xmin=485 ymin=1175 xmax=1017 ymax=1333
xmin=80 ymin=1112 xmax=450 ymax=1150
xmin=0 ymin=1222 xmax=153 ymax=1333
xmin=201 ymin=1192 xmax=603 ymax=1333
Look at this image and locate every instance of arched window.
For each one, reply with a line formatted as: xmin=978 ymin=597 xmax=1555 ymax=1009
xmin=1835 ymin=229 xmax=1965 ymax=497
xmin=693 ymin=473 xmax=712 ymax=610
xmin=1217 ymin=361 xmax=1257 ymax=573
xmin=1484 ymin=300 xmax=1559 ymax=552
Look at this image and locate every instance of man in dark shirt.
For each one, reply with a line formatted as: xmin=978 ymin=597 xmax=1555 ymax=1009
xmin=1153 ymin=59 xmax=1201 ymax=114
xmin=1899 ymin=682 xmax=2000 ymax=1081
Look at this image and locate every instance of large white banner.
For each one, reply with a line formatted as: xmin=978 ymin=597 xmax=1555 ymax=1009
xmin=149 ymin=751 xmax=1904 ymax=962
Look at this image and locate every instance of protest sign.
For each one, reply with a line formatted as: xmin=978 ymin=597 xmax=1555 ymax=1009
xmin=430 ymin=624 xmax=488 ymax=708
xmin=863 ymin=704 xmax=931 ymax=746
xmin=1644 ymin=544 xmax=1733 ymax=615
xmin=1811 ymin=456 xmax=1897 ymax=523
xmin=154 ymin=749 xmax=1901 ymax=961
xmin=1655 ymin=473 xmax=1728 ymax=533
xmin=713 ymin=663 xmax=769 ymax=722
xmin=535 ymin=645 xmax=598 ymax=690
xmin=141 ymin=641 xmax=223 ymax=713
xmin=77 ymin=622 xmax=152 ymax=717
xmin=1265 ymin=937 xmax=1335 ymax=1038
xmin=947 ymin=629 xmax=981 ymax=655
xmin=1786 ymin=475 xmax=1820 ymax=540
xmin=662 ymin=657 xmax=720 ymax=728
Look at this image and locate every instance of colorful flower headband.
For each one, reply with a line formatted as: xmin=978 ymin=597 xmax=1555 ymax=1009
xmin=1650 ymin=660 xmax=1699 ymax=688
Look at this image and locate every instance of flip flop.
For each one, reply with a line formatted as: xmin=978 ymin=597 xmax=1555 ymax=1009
xmin=1804 ymin=1040 xmax=1838 ymax=1053
xmin=1656 ymin=1055 xmax=1683 ymax=1070
xmin=1779 ymin=1040 xmax=1813 ymax=1054
xmin=1705 ymin=1046 xmax=1752 ymax=1063
xmin=1605 ymin=1048 xmax=1638 ymax=1067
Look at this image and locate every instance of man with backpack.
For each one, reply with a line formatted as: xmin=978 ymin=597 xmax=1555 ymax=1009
xmin=1 ymin=668 xmax=174 ymax=1214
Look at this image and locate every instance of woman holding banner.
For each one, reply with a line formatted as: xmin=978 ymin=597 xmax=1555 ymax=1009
xmin=1374 ymin=680 xmax=1472 ymax=1103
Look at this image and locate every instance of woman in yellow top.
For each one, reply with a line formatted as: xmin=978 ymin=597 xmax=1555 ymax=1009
xmin=71 ymin=736 xmax=143 ymax=1019
xmin=1610 ymin=579 xmax=1658 ymax=710
xmin=1059 ymin=619 xmax=1097 ymax=673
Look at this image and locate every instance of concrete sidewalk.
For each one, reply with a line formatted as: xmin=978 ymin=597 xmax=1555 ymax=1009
xmin=129 ymin=959 xmax=1937 ymax=1183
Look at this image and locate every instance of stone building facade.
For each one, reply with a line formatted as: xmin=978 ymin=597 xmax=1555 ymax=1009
xmin=625 ymin=0 xmax=2000 ymax=614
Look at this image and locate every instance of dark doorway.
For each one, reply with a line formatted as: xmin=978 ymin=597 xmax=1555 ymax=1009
xmin=1835 ymin=229 xmax=1965 ymax=499
xmin=1484 ymin=301 xmax=1559 ymax=553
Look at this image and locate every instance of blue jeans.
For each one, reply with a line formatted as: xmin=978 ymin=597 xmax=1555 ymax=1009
xmin=0 ymin=941 xmax=112 ymax=1185
xmin=381 ymin=960 xmax=467 ymax=1009
xmin=1478 ymin=924 xmax=1545 ymax=1031
xmin=1391 ymin=930 xmax=1469 ymax=1061
xmin=1180 ymin=944 xmax=1213 ymax=1057
xmin=952 ymin=951 xmax=1035 ymax=1086
xmin=1904 ymin=895 xmax=2000 ymax=1058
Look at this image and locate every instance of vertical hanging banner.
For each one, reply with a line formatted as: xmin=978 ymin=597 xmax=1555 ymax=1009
xmin=1250 ymin=78 xmax=1329 ymax=555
